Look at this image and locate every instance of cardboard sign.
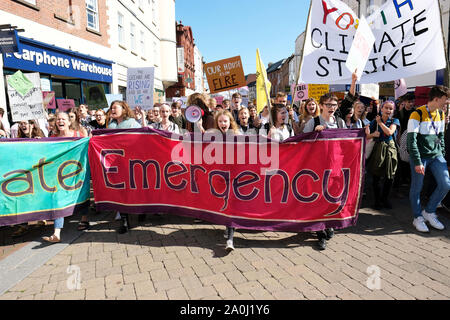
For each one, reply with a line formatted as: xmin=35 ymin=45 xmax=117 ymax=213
xmin=126 ymin=67 xmax=155 ymax=110
xmin=56 ymin=99 xmax=76 ymax=112
xmin=308 ymin=84 xmax=329 ymax=102
xmin=43 ymin=91 xmax=56 ymax=109
xmin=7 ymin=70 xmax=33 ymax=97
xmin=205 ymin=56 xmax=246 ymax=94
xmin=6 ymin=72 xmax=45 ymax=122
xmin=414 ymin=87 xmax=431 ymax=107
xmin=360 ymin=83 xmax=380 ymax=100
xmin=345 ymin=16 xmax=375 ymax=80
xmin=394 ymin=79 xmax=408 ymax=100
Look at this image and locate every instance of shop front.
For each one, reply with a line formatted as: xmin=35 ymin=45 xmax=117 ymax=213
xmin=2 ymin=36 xmax=113 ymax=113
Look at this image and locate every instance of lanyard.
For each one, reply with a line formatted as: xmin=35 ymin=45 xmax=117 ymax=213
xmin=426 ymin=106 xmax=440 ymax=135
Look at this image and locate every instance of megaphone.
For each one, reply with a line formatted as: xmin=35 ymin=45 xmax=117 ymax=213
xmin=185 ymin=105 xmax=204 ymax=123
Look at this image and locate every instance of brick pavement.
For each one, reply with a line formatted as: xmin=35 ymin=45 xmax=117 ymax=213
xmin=0 ymin=194 xmax=449 ymax=300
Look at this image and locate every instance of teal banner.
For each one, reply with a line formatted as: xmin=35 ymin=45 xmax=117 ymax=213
xmin=0 ymin=138 xmax=91 ymax=226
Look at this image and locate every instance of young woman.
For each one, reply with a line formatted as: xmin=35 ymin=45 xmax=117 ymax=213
xmin=152 ymin=104 xmax=162 ymax=124
xmin=366 ymin=101 xmax=400 ymax=210
xmin=298 ymin=98 xmax=320 ymax=134
xmin=267 ymin=104 xmax=294 ymax=142
xmin=248 ymin=105 xmax=262 ymax=129
xmin=18 ymin=120 xmax=45 ymax=138
xmin=106 ymin=101 xmax=141 ymax=233
xmin=259 ymin=105 xmax=270 ymax=126
xmin=151 ymin=103 xmax=180 ymax=134
xmin=68 ymin=107 xmax=88 ymax=137
xmin=89 ymin=109 xmax=107 ymax=129
xmin=42 ymin=112 xmax=88 ymax=242
xmin=212 ymin=110 xmax=240 ymax=251
xmin=353 ymin=101 xmax=370 ymax=126
xmin=11 ymin=120 xmax=46 ymax=238
xmin=237 ymin=107 xmax=257 ymax=135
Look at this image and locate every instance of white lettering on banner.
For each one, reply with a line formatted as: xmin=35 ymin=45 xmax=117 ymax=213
xmin=299 ymin=0 xmax=446 ymax=85
xmin=11 ymin=49 xmax=112 ymax=76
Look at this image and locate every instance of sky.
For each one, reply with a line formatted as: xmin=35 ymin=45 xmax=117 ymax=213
xmin=175 ymin=0 xmax=311 ymax=76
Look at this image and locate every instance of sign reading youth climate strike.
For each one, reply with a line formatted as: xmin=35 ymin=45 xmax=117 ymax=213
xmin=300 ymin=0 xmax=446 ymax=84
xmin=89 ymin=128 xmax=365 ymax=232
xmin=0 ymin=138 xmax=91 ymax=226
xmin=205 ymin=56 xmax=246 ymax=94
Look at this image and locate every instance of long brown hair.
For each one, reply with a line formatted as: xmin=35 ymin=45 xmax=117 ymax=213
xmin=106 ymin=100 xmax=135 ymax=126
xmin=68 ymin=107 xmax=83 ymax=131
xmin=301 ymin=98 xmax=320 ymax=118
xmin=18 ymin=120 xmax=45 ymax=138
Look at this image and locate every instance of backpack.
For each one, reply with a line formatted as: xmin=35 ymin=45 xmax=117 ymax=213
xmin=398 ymin=108 xmax=444 ymax=162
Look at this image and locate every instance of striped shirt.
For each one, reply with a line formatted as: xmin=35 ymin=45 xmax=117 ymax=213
xmin=407 ymin=105 xmax=445 ymax=166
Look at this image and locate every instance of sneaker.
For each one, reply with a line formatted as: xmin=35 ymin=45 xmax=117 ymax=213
xmin=318 ymin=238 xmax=327 ymax=250
xmin=413 ymin=216 xmax=429 ymax=233
xmin=422 ymin=210 xmax=445 ymax=230
xmin=325 ymin=228 xmax=334 ymax=240
xmin=225 ymin=239 xmax=234 ymax=251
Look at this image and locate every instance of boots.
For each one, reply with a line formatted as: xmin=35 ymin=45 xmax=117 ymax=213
xmin=117 ymin=213 xmax=129 ymax=234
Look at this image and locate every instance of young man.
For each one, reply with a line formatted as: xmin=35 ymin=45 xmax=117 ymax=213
xmin=231 ymin=93 xmax=243 ymax=124
xmin=169 ymin=100 xmax=187 ymax=130
xmin=407 ymin=85 xmax=450 ymax=233
xmin=222 ymin=99 xmax=231 ymax=111
xmin=303 ymin=93 xmax=345 ymax=250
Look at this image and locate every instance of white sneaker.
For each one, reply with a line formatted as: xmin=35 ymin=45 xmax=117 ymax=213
xmin=413 ymin=216 xmax=429 ymax=233
xmin=225 ymin=239 xmax=234 ymax=251
xmin=422 ymin=210 xmax=445 ymax=230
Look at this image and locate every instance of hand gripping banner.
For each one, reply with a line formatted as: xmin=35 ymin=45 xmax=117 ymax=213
xmin=89 ymin=128 xmax=365 ymax=232
xmin=0 ymin=138 xmax=91 ymax=226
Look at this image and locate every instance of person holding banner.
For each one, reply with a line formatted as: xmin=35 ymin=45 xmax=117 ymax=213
xmin=303 ymin=93 xmax=346 ymax=250
xmin=18 ymin=120 xmax=45 ymax=139
xmin=266 ymin=104 xmax=294 ymax=142
xmin=297 ymin=98 xmax=320 ymax=134
xmin=210 ymin=109 xmax=241 ymax=251
xmin=106 ymin=101 xmax=141 ymax=233
xmin=68 ymin=108 xmax=89 ymax=137
xmin=89 ymin=109 xmax=107 ymax=130
xmin=237 ymin=107 xmax=258 ymax=135
xmin=151 ymin=103 xmax=180 ymax=134
xmin=407 ymin=86 xmax=450 ymax=233
xmin=43 ymin=112 xmax=88 ymax=242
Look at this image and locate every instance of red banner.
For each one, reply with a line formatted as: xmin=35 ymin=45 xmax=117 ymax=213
xmin=88 ymin=128 xmax=365 ymax=232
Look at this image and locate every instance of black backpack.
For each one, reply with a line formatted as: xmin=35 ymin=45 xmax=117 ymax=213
xmin=313 ymin=116 xmax=344 ymax=129
xmin=263 ymin=122 xmax=293 ymax=136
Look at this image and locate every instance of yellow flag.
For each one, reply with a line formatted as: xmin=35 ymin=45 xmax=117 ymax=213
xmin=256 ymin=49 xmax=271 ymax=114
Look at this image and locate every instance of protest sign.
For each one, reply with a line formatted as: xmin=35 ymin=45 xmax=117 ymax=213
xmin=293 ymin=84 xmax=309 ymax=102
xmin=84 ymin=84 xmax=108 ymax=109
xmin=89 ymin=127 xmax=364 ymax=232
xmin=205 ymin=56 xmax=246 ymax=94
xmin=414 ymin=86 xmax=431 ymax=107
xmin=56 ymin=99 xmax=76 ymax=112
xmin=126 ymin=67 xmax=155 ymax=110
xmin=43 ymin=91 xmax=56 ymax=109
xmin=394 ymin=78 xmax=408 ymax=99
xmin=7 ymin=70 xmax=33 ymax=97
xmin=300 ymin=0 xmax=446 ymax=84
xmin=0 ymin=138 xmax=91 ymax=226
xmin=6 ymin=72 xmax=45 ymax=122
xmin=345 ymin=16 xmax=375 ymax=80
xmin=308 ymin=84 xmax=329 ymax=102
xmin=105 ymin=94 xmax=123 ymax=108
xmin=0 ymin=30 xmax=20 ymax=54
xmin=360 ymin=83 xmax=380 ymax=100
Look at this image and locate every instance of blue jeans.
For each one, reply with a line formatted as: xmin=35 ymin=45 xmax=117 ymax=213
xmin=409 ymin=156 xmax=450 ymax=218
xmin=54 ymin=217 xmax=64 ymax=229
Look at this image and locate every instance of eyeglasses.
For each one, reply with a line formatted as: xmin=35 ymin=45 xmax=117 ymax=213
xmin=323 ymin=103 xmax=338 ymax=108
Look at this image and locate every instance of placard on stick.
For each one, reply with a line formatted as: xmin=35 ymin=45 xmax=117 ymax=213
xmin=205 ymin=56 xmax=246 ymax=94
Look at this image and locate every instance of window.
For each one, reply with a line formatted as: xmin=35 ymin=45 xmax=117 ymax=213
xmin=86 ymin=0 xmax=99 ymax=31
xmin=118 ymin=12 xmax=125 ymax=46
xmin=130 ymin=23 xmax=136 ymax=52
xmin=140 ymin=31 xmax=145 ymax=56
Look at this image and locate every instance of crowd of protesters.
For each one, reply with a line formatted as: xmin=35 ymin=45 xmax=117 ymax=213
xmin=1 ymin=78 xmax=449 ymax=251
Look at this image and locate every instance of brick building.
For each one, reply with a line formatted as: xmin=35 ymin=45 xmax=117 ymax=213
xmin=165 ymin=21 xmax=196 ymax=98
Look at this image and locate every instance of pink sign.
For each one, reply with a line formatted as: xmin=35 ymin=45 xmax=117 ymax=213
xmin=43 ymin=91 xmax=56 ymax=109
xmin=214 ymin=96 xmax=224 ymax=105
xmin=293 ymin=84 xmax=308 ymax=102
xmin=56 ymin=99 xmax=75 ymax=112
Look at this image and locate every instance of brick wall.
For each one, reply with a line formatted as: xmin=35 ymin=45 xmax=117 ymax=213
xmin=0 ymin=0 xmax=110 ymax=47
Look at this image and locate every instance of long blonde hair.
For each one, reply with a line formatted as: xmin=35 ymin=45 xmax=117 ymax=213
xmin=214 ymin=109 xmax=239 ymax=134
